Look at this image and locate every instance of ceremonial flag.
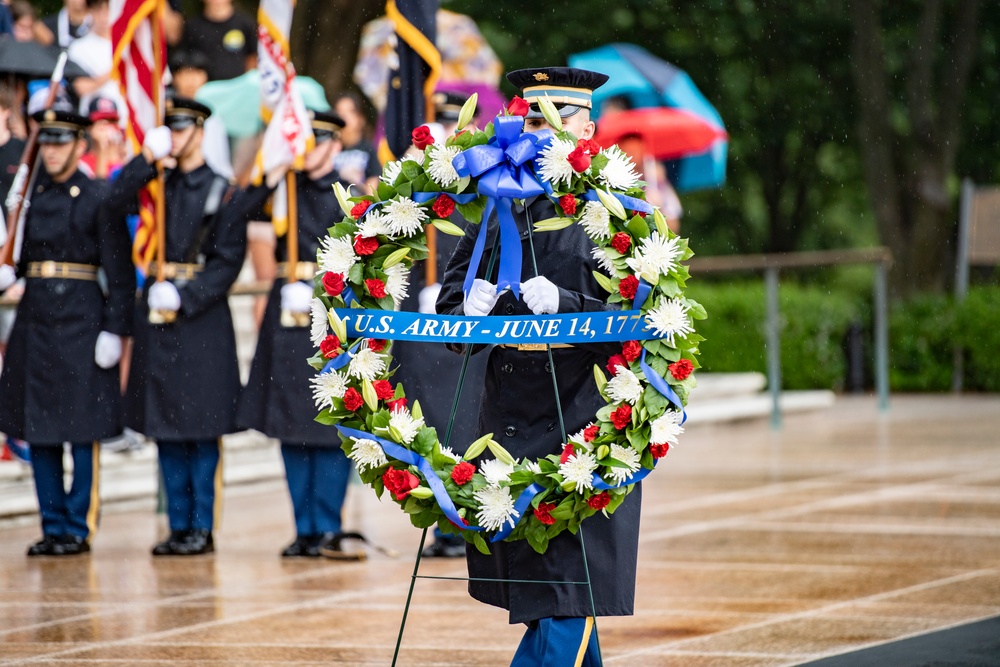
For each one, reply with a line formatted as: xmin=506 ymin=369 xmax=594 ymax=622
xmin=111 ymin=0 xmax=166 ymax=273
xmin=256 ymin=0 xmax=312 ymax=237
xmin=381 ymin=0 xmax=441 ymax=161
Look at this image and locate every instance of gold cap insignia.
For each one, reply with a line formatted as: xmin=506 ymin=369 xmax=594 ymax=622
xmin=533 ymin=72 xmax=550 ymax=81
xmin=44 ymin=110 xmax=56 ymax=122
xmin=69 ymin=185 xmax=80 ymax=197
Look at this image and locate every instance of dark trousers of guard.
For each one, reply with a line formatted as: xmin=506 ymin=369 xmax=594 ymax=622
xmin=28 ymin=442 xmax=100 ymax=556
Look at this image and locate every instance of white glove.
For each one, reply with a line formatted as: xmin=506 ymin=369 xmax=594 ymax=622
xmin=148 ymin=280 xmax=181 ymax=312
xmin=94 ymin=331 xmax=122 ymax=369
xmin=463 ymin=279 xmax=499 ymax=317
xmin=280 ymin=281 xmax=314 ymax=313
xmin=0 ymin=264 xmax=15 ymax=292
xmin=521 ymin=275 xmax=560 ymax=315
xmin=143 ymin=126 xmax=172 ymax=161
xmin=419 ymin=283 xmax=441 ymax=314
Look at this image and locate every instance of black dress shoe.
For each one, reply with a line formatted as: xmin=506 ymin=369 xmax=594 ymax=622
xmin=281 ymin=536 xmax=316 ymax=558
xmin=26 ymin=535 xmax=61 ymax=556
xmin=421 ymin=537 xmax=466 ymax=558
xmin=56 ymin=535 xmax=91 ymax=555
xmin=173 ymin=530 xmax=214 ymax=555
xmin=151 ymin=531 xmax=190 ymax=556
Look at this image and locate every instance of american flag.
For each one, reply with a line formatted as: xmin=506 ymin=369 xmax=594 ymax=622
xmin=110 ymin=0 xmax=166 ymax=273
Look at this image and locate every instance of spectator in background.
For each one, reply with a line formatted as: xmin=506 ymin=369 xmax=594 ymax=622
xmin=81 ymin=96 xmax=125 ymax=180
xmin=68 ymin=0 xmax=126 ymax=123
xmin=169 ymin=49 xmax=233 ymax=180
xmin=332 ymin=92 xmax=380 ymax=193
xmin=180 ymin=0 xmax=257 ymax=82
xmin=41 ymin=0 xmax=90 ymax=47
xmin=1 ymin=0 xmax=14 ymax=37
xmin=11 ymin=1 xmax=52 ymax=43
xmin=0 ymin=85 xmax=25 ymax=201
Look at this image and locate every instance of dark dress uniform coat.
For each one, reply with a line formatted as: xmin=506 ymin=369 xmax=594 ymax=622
xmin=236 ymin=169 xmax=343 ymax=444
xmin=108 ymin=158 xmax=266 ymax=440
xmin=0 ymin=170 xmax=135 ymax=443
xmin=437 ymin=197 xmax=642 ymax=624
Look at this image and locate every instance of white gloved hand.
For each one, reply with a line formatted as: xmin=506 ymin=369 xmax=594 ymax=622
xmin=419 ymin=283 xmax=441 ymax=314
xmin=280 ymin=281 xmax=314 ymax=313
xmin=148 ymin=280 xmax=181 ymax=312
xmin=143 ymin=126 xmax=172 ymax=161
xmin=463 ymin=278 xmax=499 ymax=317
xmin=94 ymin=331 xmax=122 ymax=369
xmin=0 ymin=264 xmax=15 ymax=292
xmin=521 ymin=275 xmax=560 ymax=315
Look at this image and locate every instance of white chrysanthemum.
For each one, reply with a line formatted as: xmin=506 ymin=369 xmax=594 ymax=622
xmin=388 ymin=406 xmax=424 ymax=444
xmin=645 ymin=298 xmax=694 ymax=347
xmin=347 ymin=341 xmax=387 ymax=381
xmin=598 ymin=145 xmax=641 ymax=191
xmin=474 ymin=485 xmax=518 ymax=531
xmin=384 ymin=262 xmax=410 ymax=307
xmin=310 ymin=370 xmax=348 ymax=410
xmin=624 ymin=232 xmax=682 ymax=282
xmin=591 ymin=246 xmax=617 ymax=275
xmin=650 ymin=410 xmax=684 ymax=446
xmin=427 ymin=144 xmax=462 ymax=187
xmin=606 ymin=444 xmax=641 ymax=484
xmin=438 ymin=445 xmax=459 ymax=462
xmin=567 ymin=427 xmax=588 ymax=446
xmin=559 ymin=451 xmax=598 ymax=493
xmin=536 ymin=137 xmax=577 ymax=188
xmin=310 ymin=298 xmax=328 ymax=347
xmin=348 ymin=437 xmax=387 ymax=472
xmin=357 ymin=210 xmax=391 ymax=238
xmin=318 ymin=235 xmax=358 ymax=276
xmin=579 ymin=201 xmax=611 ymax=241
xmin=605 ymin=367 xmax=643 ymax=405
xmin=479 ymin=458 xmax=515 ymax=487
xmin=525 ymin=460 xmax=542 ymax=474
xmin=382 ymin=197 xmax=428 ymax=238
xmin=380 ymin=159 xmax=403 ymax=185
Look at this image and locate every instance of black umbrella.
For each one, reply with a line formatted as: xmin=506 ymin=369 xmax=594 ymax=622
xmin=0 ymin=39 xmax=88 ymax=79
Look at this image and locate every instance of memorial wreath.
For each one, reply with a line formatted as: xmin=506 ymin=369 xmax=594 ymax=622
xmin=306 ymin=95 xmax=705 ymax=554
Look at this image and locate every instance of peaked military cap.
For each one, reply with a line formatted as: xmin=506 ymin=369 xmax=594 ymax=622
xmin=505 ymin=67 xmax=610 ymax=119
xmin=433 ymin=90 xmax=470 ymax=123
xmin=164 ymin=96 xmax=212 ymax=130
xmin=308 ymin=109 xmax=345 ymax=142
xmin=32 ymin=108 xmax=92 ymax=144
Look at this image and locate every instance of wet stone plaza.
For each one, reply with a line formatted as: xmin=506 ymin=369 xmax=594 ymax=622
xmin=1 ymin=394 xmax=999 ymax=666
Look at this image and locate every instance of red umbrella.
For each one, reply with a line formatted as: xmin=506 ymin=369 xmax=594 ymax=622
xmin=594 ymin=107 xmax=727 ymax=160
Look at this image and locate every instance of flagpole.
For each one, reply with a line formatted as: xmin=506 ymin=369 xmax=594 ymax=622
xmin=148 ymin=0 xmax=173 ymax=323
xmin=285 ymin=171 xmax=298 ymax=280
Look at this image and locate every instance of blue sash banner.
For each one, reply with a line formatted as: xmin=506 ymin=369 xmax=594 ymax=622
xmin=334 ymin=309 xmax=664 ymax=345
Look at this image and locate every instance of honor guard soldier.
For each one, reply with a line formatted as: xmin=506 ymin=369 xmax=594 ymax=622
xmin=237 ymin=110 xmax=359 ymax=558
xmin=437 ymin=68 xmax=641 ymax=666
xmin=108 ymin=98 xmax=272 ymax=556
xmin=0 ymin=109 xmax=135 ymax=556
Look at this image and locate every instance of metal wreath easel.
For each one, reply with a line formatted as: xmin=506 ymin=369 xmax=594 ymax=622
xmin=390 ymin=206 xmax=604 ymax=666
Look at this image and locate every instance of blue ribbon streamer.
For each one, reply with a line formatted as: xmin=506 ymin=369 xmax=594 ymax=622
xmin=640 ymin=348 xmax=687 ymax=424
xmin=580 ymin=189 xmax=654 ymax=215
xmin=411 ymin=192 xmax=480 ymax=206
xmin=320 ymin=340 xmax=362 ymax=374
xmin=494 ymin=482 xmax=545 ymax=541
xmin=341 ymin=285 xmax=359 ymax=306
xmin=633 ymin=278 xmax=653 ymax=310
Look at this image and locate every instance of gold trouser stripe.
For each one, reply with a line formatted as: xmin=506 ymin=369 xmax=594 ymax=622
xmin=85 ymin=441 xmax=101 ymax=541
xmin=574 ymin=616 xmax=596 ymax=667
xmin=213 ymin=438 xmax=224 ymax=531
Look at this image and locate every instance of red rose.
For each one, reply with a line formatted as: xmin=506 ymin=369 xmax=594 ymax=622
xmin=365 ymin=278 xmax=386 ymax=299
xmin=650 ymin=442 xmax=670 ymax=459
xmin=622 ymin=340 xmax=642 ymax=363
xmin=350 ymin=200 xmax=371 ymax=219
xmin=611 ymin=232 xmax=632 ymax=255
xmin=387 ymin=397 xmax=407 ymax=412
xmin=669 ymin=359 xmax=694 ymax=381
xmin=373 ymin=379 xmax=394 ymax=400
xmin=534 ymin=502 xmax=557 ymax=525
xmin=319 ymin=334 xmax=341 ymax=359
xmin=587 ymin=491 xmax=611 ymax=511
xmin=322 ymin=271 xmax=345 ymax=297
xmin=451 ymin=461 xmax=475 ymax=486
xmin=558 ymin=194 xmax=578 ymax=216
xmin=412 ymin=125 xmax=434 ymax=150
xmin=559 ymin=442 xmax=575 ymax=464
xmin=368 ymin=339 xmax=387 ymax=352
xmin=506 ymin=96 xmax=529 ymax=117
xmin=583 ymin=424 xmax=599 ymax=442
xmin=606 ymin=354 xmax=628 ymax=376
xmin=382 ymin=468 xmax=421 ymax=501
xmin=354 ymin=234 xmax=379 ymax=256
xmin=577 ymin=138 xmax=602 ymax=155
xmin=432 ymin=194 xmax=455 ymax=218
xmin=611 ymin=404 xmax=632 ymax=430
xmin=342 ymin=387 xmax=363 ymax=411
xmin=618 ymin=275 xmax=639 ymax=300
xmin=635 ymin=210 xmax=647 ymax=218
xmin=566 ymin=146 xmax=592 ymax=173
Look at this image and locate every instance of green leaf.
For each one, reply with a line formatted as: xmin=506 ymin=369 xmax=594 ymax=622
xmin=395 ymin=183 xmax=412 ymax=198
xmin=400 ymin=160 xmax=423 ymax=180
xmin=457 ymin=198 xmax=487 ymax=224
xmin=627 ymin=215 xmax=650 ymax=239
xmin=473 ymin=532 xmax=491 ymax=555
xmin=348 ymin=263 xmax=363 ymax=284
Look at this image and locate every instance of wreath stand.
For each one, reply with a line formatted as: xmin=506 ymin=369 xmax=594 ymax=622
xmin=389 ymin=210 xmax=605 ymax=666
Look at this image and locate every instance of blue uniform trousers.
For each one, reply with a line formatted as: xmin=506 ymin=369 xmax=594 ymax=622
xmin=281 ymin=443 xmax=350 ymax=537
xmin=158 ymin=440 xmax=221 ymax=532
xmin=31 ymin=442 xmax=100 ymax=540
xmin=511 ymin=617 xmax=601 ymax=667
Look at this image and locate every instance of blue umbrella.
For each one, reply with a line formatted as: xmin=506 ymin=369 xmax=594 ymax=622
xmin=569 ymin=43 xmax=726 ymax=192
